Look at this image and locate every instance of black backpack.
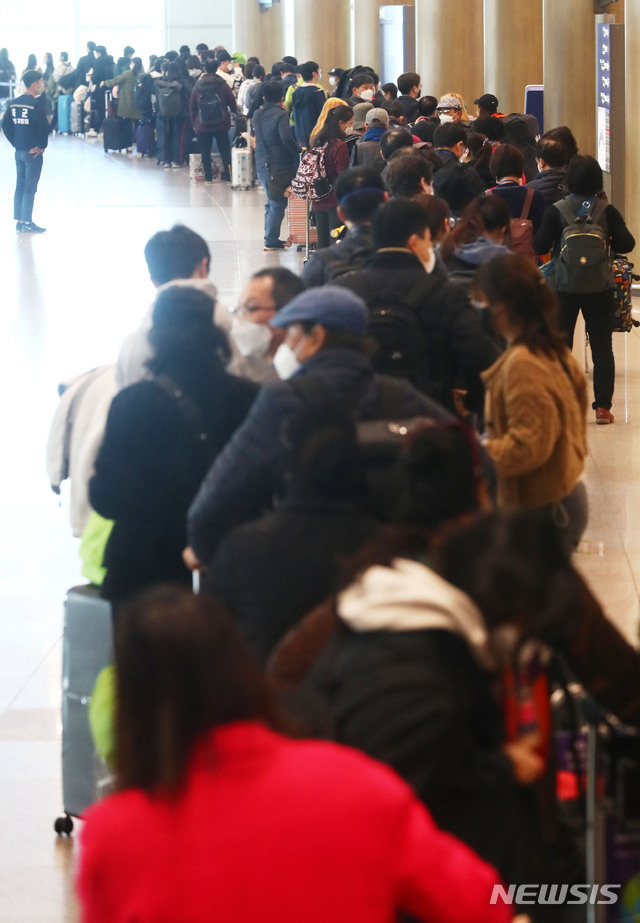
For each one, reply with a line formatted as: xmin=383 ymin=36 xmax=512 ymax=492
xmin=198 ymin=84 xmax=223 ymax=123
xmin=552 ymin=198 xmax=614 ymax=294
xmin=157 ymin=81 xmax=182 ymax=118
xmin=341 ymin=278 xmax=432 ymax=397
xmin=133 ymin=73 xmax=153 ymax=113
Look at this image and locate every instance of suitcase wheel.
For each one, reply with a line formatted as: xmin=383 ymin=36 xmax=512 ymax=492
xmin=54 ymin=814 xmax=74 ymax=836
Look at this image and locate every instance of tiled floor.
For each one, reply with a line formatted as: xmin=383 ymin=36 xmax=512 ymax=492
xmin=1 ymin=132 xmax=639 ymax=921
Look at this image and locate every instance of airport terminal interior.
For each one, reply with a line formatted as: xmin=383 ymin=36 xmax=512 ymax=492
xmin=2 ymin=0 xmax=640 ymax=920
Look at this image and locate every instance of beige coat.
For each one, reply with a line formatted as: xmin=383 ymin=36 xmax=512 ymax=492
xmin=482 ymin=344 xmax=588 ymax=509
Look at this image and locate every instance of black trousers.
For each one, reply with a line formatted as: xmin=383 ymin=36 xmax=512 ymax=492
xmin=313 ymin=206 xmax=339 ymax=249
xmin=557 ymin=290 xmax=616 ymax=410
xmin=197 ymin=131 xmax=231 ymax=181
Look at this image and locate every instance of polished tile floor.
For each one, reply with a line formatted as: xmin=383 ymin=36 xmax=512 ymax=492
xmin=1 ymin=133 xmax=639 ymax=921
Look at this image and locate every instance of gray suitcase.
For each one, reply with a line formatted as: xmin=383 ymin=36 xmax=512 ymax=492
xmin=54 ymin=585 xmax=113 ymax=835
xmin=70 ymin=100 xmax=83 ymax=134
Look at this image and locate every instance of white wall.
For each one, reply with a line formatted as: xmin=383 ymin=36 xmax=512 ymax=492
xmin=1 ymin=0 xmax=232 ymax=77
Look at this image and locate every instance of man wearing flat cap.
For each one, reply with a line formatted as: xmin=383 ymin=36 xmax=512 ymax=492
xmin=186 ymin=287 xmax=451 ymax=565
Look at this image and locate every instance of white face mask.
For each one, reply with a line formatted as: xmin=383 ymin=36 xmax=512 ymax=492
xmin=318 ymin=70 xmax=322 ymax=81
xmin=273 ymin=340 xmax=304 ymax=380
xmin=230 ymin=315 xmax=272 ymax=358
xmin=329 ymin=76 xmax=337 ymax=86
xmin=439 ymin=113 xmax=455 ymax=124
xmin=360 ymin=88 xmax=374 ymax=102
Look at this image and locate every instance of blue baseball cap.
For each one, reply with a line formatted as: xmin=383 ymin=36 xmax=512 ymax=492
xmin=270 ymin=286 xmax=368 ymax=336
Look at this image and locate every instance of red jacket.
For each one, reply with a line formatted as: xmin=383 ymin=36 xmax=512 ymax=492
xmin=77 ymin=722 xmax=510 ymax=923
xmin=313 ymin=138 xmax=349 ymax=212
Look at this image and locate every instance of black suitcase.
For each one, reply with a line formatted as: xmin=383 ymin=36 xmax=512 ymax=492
xmin=103 ymin=118 xmax=131 ymax=152
xmin=136 ymin=121 xmax=156 ymax=157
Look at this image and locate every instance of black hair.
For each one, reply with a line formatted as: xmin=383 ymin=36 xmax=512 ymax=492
xmin=383 ymin=151 xmax=433 ymax=198
xmin=397 ymin=72 xmax=420 ymax=95
xmin=382 ymin=99 xmax=404 ymax=120
xmin=472 ymin=116 xmax=505 ymax=143
xmin=166 ymin=62 xmax=181 ymax=80
xmin=251 ymin=268 xmax=305 ymax=309
xmin=26 ymin=53 xmax=37 ymax=69
xmin=166 ymin=50 xmax=179 ymax=62
xmin=379 ymin=127 xmax=413 ymax=161
xmin=263 ymin=80 xmax=284 ymax=104
xmin=22 ymin=70 xmax=42 ymax=88
xmin=414 ymin=193 xmax=451 ymax=242
xmin=535 ymin=137 xmax=566 ymax=170
xmin=95 ymin=45 xmax=107 ymax=55
xmin=489 ymin=143 xmax=524 ymax=180
xmin=144 ymin=225 xmax=210 ymax=285
xmin=114 ymin=585 xmax=286 ymax=793
xmin=299 ymin=60 xmax=319 ymax=82
xmin=433 ymin=510 xmax=581 ymax=634
xmin=281 ymin=403 xmax=365 ymax=501
xmin=370 ymin=198 xmax=428 ymax=248
xmin=60 ymin=52 xmax=69 ymax=62
xmin=87 ymin=41 xmax=96 ymax=53
xmin=280 ymin=61 xmax=295 ymax=74
xmin=282 ymin=55 xmax=298 ymax=67
xmin=335 ymin=167 xmax=386 ymax=223
xmin=417 ymin=95 xmax=438 ymax=118
xmin=440 ymin=195 xmax=511 ymax=261
xmin=381 ymin=82 xmax=397 ymax=99
xmin=253 ymin=64 xmax=266 ymax=80
xmin=433 ymin=122 xmax=467 ymax=149
xmin=566 ymin=154 xmax=603 ymax=196
xmin=471 ymin=254 xmax=568 ymax=360
xmin=148 ymin=286 xmax=230 ymax=376
xmin=315 ymin=105 xmax=354 ymax=146
xmin=186 ymin=55 xmax=202 ymax=70
xmin=196 ymin=43 xmax=209 ymax=53
xmin=351 ymin=72 xmax=375 ymax=89
xmin=203 ymin=59 xmax=217 ymax=74
xmin=217 ymin=50 xmax=232 ymax=63
xmin=411 ymin=120 xmax=435 ymax=143
xmin=299 ymin=322 xmax=367 ymax=354
xmin=124 ymin=45 xmax=135 ymax=56
xmin=248 ymin=56 xmax=260 ymax=65
xmin=467 ymin=131 xmax=492 ymax=168
xmin=542 ymin=126 xmax=578 ymax=165
xmin=179 ymin=45 xmax=190 ymax=55
xmin=131 ymin=57 xmax=143 ymax=76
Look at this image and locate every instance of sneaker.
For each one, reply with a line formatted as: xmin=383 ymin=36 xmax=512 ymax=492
xmin=16 ymin=221 xmax=25 ymax=232
xmin=204 ymin=180 xmax=213 ymax=185
xmin=595 ymin=407 xmax=614 ymax=424
xmin=86 ymin=129 xmax=98 ymax=138
xmin=171 ymin=163 xmax=181 ymax=169
xmin=263 ymin=241 xmax=287 ymax=251
xmin=22 ymin=221 xmax=46 ymax=233
xmin=164 ymin=162 xmax=172 ymax=169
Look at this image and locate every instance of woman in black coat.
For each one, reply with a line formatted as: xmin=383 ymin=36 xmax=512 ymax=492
xmin=90 ymin=286 xmax=258 ymax=607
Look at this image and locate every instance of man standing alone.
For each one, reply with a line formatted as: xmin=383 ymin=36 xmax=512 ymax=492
xmin=2 ymin=70 xmax=50 ymax=233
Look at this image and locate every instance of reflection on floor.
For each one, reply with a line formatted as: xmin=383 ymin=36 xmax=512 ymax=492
xmin=0 ymin=133 xmax=638 ymax=921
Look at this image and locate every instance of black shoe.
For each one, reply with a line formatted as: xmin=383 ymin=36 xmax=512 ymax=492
xmin=263 ymin=240 xmax=287 ymax=251
xmin=22 ymin=221 xmax=47 ymax=233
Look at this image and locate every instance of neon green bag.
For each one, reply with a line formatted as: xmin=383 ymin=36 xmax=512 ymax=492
xmin=79 ymin=512 xmax=114 ymax=586
xmin=89 ymin=665 xmax=116 ymax=769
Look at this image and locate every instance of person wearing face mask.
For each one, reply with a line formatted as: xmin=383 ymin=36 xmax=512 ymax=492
xmin=229 ymin=268 xmax=305 ymax=383
xmin=432 ymin=122 xmax=484 ymax=217
xmin=185 ymin=286 xmax=452 ymax=569
xmin=290 ymin=60 xmax=326 ymax=149
xmin=348 ymin=72 xmax=376 ymax=107
xmin=2 ymin=70 xmax=50 ymax=233
xmin=336 ymin=198 xmax=498 ymax=416
xmin=440 ymin=195 xmax=512 ymax=293
xmin=327 ymin=67 xmax=344 ymax=95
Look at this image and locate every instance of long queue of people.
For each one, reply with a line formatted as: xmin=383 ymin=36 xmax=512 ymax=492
xmin=33 ymin=40 xmax=640 ymax=923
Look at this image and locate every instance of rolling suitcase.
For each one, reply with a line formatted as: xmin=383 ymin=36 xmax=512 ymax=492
xmin=103 ymin=90 xmax=130 ymax=153
xmin=70 ymin=100 xmax=83 ymax=134
xmin=231 ymin=144 xmax=253 ymax=190
xmin=136 ymin=121 xmax=156 ymax=158
xmin=57 ymin=94 xmax=72 ymax=134
xmin=287 ymin=194 xmax=317 ymax=260
xmin=54 ymin=585 xmax=113 ymax=835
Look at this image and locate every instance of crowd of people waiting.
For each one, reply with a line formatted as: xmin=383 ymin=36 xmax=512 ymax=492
xmin=32 ymin=38 xmax=640 ymax=923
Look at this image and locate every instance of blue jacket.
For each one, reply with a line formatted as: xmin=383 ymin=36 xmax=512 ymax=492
xmin=187 ymin=347 xmax=451 ymax=562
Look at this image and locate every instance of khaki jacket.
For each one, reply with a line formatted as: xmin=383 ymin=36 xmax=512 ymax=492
xmin=482 ymin=344 xmax=587 ymax=509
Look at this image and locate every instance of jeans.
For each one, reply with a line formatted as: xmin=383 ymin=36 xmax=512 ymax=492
xmin=14 ymin=150 xmax=43 ymax=223
xmin=557 ymin=291 xmax=616 ymax=409
xmin=256 ymin=160 xmax=287 ymax=246
xmin=197 ymin=131 xmax=232 ymax=181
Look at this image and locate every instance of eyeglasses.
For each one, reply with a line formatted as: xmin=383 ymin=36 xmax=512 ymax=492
xmin=230 ymin=302 xmax=276 ymax=317
xmin=437 ymin=107 xmax=461 ymax=113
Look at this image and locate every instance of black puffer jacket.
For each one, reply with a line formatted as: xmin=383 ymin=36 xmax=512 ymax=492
xmin=189 ymin=73 xmax=236 ymax=133
xmin=525 ymin=167 xmax=567 ymax=209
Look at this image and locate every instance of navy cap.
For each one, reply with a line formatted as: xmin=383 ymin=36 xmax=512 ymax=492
xmin=271 ymin=286 xmax=368 ymax=336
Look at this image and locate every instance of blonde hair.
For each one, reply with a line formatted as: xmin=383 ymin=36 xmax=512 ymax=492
xmin=445 ymin=91 xmax=471 ymax=122
xmin=310 ymin=97 xmax=345 ymax=146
